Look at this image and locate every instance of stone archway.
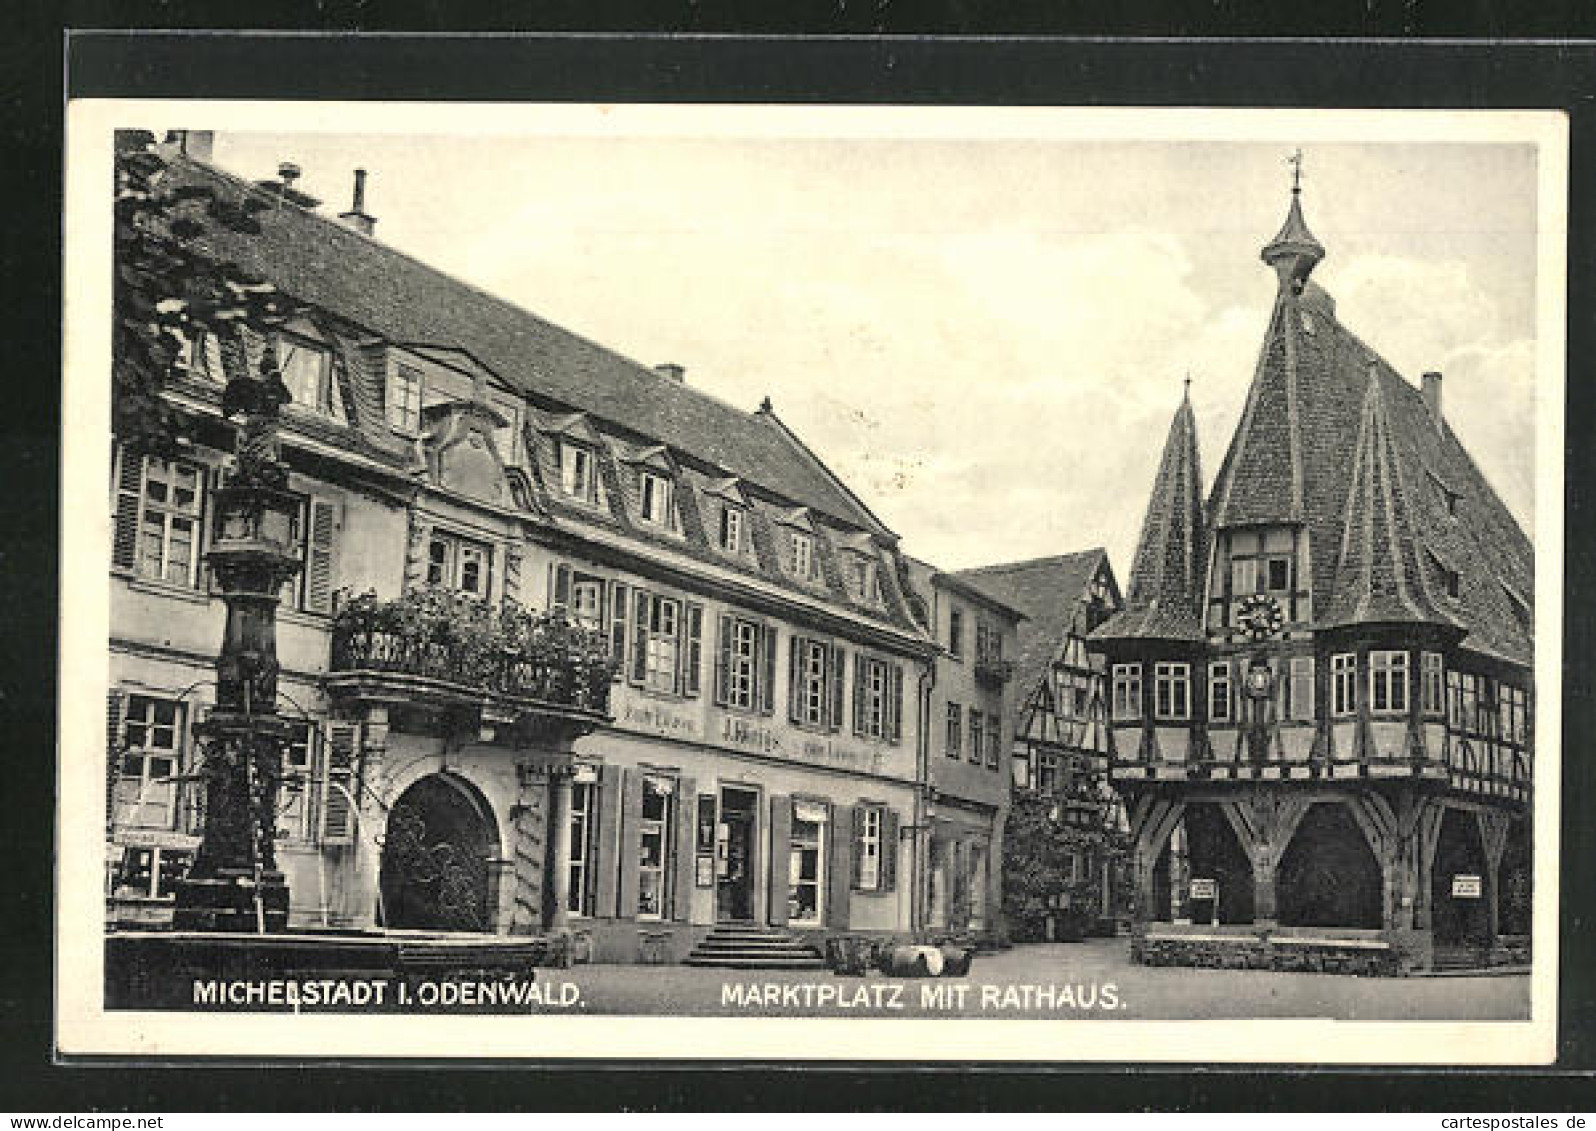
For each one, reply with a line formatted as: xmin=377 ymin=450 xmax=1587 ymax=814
xmin=1276 ymin=801 xmax=1383 ymax=929
xmin=379 ymin=773 xmax=501 ymax=932
xmin=1182 ymin=803 xmax=1256 ymax=925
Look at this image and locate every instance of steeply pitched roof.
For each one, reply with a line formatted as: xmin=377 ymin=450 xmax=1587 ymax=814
xmin=168 ymin=155 xmax=888 ymax=534
xmin=953 ymin=549 xmax=1114 ymax=715
xmin=1091 ymin=394 xmax=1208 ymax=642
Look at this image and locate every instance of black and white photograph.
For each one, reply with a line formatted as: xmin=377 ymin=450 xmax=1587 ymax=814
xmin=58 ymin=100 xmax=1563 ymax=1063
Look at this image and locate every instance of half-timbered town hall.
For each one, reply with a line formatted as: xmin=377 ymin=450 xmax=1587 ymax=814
xmin=1090 ymin=179 xmax=1534 ymax=973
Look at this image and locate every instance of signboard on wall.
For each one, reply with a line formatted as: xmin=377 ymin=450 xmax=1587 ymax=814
xmin=1452 ymin=874 xmax=1483 ymax=898
xmin=1189 ymin=878 xmax=1218 ymax=901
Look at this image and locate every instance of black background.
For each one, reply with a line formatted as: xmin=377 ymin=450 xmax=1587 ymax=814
xmin=5 ymin=20 xmax=1596 ymax=1112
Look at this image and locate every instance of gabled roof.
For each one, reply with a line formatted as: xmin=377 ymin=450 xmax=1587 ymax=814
xmin=953 ymin=548 xmax=1115 ymax=717
xmin=1091 ymin=394 xmax=1207 ymax=642
xmin=169 ymin=155 xmax=886 ymax=534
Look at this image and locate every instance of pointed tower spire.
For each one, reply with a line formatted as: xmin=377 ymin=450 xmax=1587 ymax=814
xmin=1261 ymin=149 xmax=1325 ymax=293
xmin=1322 ymin=364 xmax=1457 ymax=629
xmin=1092 ymin=391 xmax=1207 ymax=642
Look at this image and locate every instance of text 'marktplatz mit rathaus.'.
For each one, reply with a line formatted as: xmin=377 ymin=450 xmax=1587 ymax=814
xmin=104 ymin=130 xmax=1532 ymax=1005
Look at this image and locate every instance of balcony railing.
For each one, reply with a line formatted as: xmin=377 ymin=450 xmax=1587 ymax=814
xmin=974 ymin=655 xmax=1015 ymax=686
xmin=326 ymin=588 xmax=618 ymax=719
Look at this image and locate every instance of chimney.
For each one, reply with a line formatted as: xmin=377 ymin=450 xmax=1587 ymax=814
xmin=655 ymin=363 xmax=685 ymax=383
xmin=1422 ymin=370 xmax=1443 ymax=429
xmin=338 ymin=168 xmax=376 ymax=237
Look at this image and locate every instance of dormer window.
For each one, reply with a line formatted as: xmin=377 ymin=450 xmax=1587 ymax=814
xmin=559 ymin=441 xmax=597 ymax=503
xmin=387 ymin=363 xmax=422 ymax=435
xmin=639 ymin=470 xmax=674 ymax=528
xmin=718 ymin=504 xmax=744 ymax=554
xmin=279 ymin=335 xmax=339 ymax=419
xmin=1219 ymin=527 xmax=1297 ymax=625
xmin=790 ymin=531 xmax=814 ymax=579
xmin=847 ymin=554 xmax=878 ymax=602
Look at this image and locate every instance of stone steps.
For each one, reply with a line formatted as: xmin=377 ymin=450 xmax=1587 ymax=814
xmin=684 ymin=923 xmax=827 ymax=969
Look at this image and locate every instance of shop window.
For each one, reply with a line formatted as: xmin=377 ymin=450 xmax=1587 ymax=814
xmin=715 ymin=614 xmax=775 ymax=713
xmin=788 ymin=800 xmax=827 ymax=925
xmin=1331 ymin=653 xmax=1357 ymax=717
xmin=387 ymin=363 xmax=423 ymax=435
xmin=637 ymin=775 xmax=676 ymax=920
xmin=1153 ymin=662 xmax=1190 ymax=721
xmin=945 ymin=702 xmax=962 ymax=758
xmin=426 ymin=530 xmax=492 ymax=598
xmin=1208 ymin=661 xmax=1233 ymax=723
xmin=1369 ymin=650 xmax=1410 ymax=715
xmin=1111 ymin=663 xmax=1142 ymax=721
xmin=115 ymin=694 xmax=185 ymax=830
xmin=110 ymin=844 xmax=195 ymax=901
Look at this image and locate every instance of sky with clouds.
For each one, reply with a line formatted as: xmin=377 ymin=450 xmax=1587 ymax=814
xmin=196 ymin=127 xmax=1542 ymax=579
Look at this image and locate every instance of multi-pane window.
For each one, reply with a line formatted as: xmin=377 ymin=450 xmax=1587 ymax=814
xmin=852 ymin=656 xmax=902 ymax=742
xmin=387 ymin=363 xmax=423 ymax=434
xmin=790 ymin=531 xmax=814 ymax=579
xmin=1153 ymin=662 xmax=1190 ymax=721
xmin=857 ymin=805 xmax=883 ymax=892
xmin=136 ymin=458 xmax=204 ymax=586
xmin=280 ymin=337 xmax=337 ymax=417
xmin=848 ymin=555 xmax=878 ymax=602
xmin=1226 ymin=528 xmax=1295 ymax=622
xmin=639 ymin=471 xmax=673 ymax=528
xmin=1369 ymin=650 xmax=1410 ymax=715
xmin=115 ymin=695 xmax=184 ymax=830
xmin=1331 ymin=653 xmax=1357 ymax=716
xmin=969 ymin=709 xmax=985 ymax=765
xmin=718 ymin=504 xmax=744 ymax=553
xmin=1421 ymin=652 xmax=1445 ymax=717
xmin=273 ymin=720 xmax=319 ymax=842
xmin=559 ymin=442 xmax=597 ymax=502
xmin=571 ymin=577 xmax=604 ymax=632
xmin=642 ymin=596 xmax=682 ymax=693
xmin=110 ymin=844 xmax=195 ymax=900
xmin=426 ymin=531 xmax=492 ymax=598
xmin=789 ymin=636 xmax=843 ymax=729
xmin=715 ymin=614 xmax=774 ymax=713
xmin=948 ymin=608 xmax=964 ymax=659
xmin=1111 ymin=663 xmax=1142 ymax=721
xmin=976 ymin=622 xmax=1002 ymax=663
xmin=1281 ymin=656 xmax=1315 ymax=722
xmin=985 ymin=717 xmax=1001 ymax=768
xmin=729 ymin=618 xmax=759 ymax=708
xmin=945 ymin=702 xmax=962 ymax=757
xmin=568 ymin=778 xmax=597 ymax=916
xmin=1502 ymin=684 xmax=1528 ymax=745
xmin=637 ymin=775 xmax=675 ymax=919
xmin=1208 ymin=661 xmax=1232 ymax=723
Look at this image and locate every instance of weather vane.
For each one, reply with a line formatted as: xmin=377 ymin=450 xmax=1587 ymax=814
xmin=1287 ymin=147 xmax=1305 ymax=194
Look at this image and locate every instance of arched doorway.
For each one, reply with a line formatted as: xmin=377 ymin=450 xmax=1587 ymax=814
xmin=1430 ymin=807 xmax=1490 ymax=945
xmin=379 ymin=773 xmax=500 ymax=932
xmin=1277 ymin=801 xmax=1382 ymax=929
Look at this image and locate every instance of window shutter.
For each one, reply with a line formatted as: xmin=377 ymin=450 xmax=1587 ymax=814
xmin=1291 ymin=657 xmax=1315 ymax=722
xmin=889 ymin=664 xmax=904 ymax=744
xmin=608 ymin=582 xmax=629 ymax=667
xmin=105 ymin=689 xmax=125 ymax=830
xmin=592 ymin=764 xmax=623 ymax=917
xmin=850 ymin=804 xmax=865 ymax=890
xmin=826 ymin=805 xmax=852 ymax=929
xmin=617 ymin=769 xmax=644 ymax=918
xmin=112 ymin=447 xmax=142 ymax=570
xmin=629 ymin=591 xmax=650 ymax=686
xmin=714 ymin=613 xmax=734 ymax=706
xmin=788 ymin=636 xmax=804 ymax=724
xmin=767 ymin=793 xmax=791 ymax=927
xmin=683 ymin=603 xmax=704 ymax=697
xmin=828 ymin=646 xmax=846 ymax=732
xmin=881 ymin=808 xmax=899 ymax=893
xmin=759 ymin=623 xmax=777 ymax=715
xmin=304 ymin=497 xmax=339 ymax=613
xmin=853 ymin=657 xmax=868 ymax=735
xmin=673 ymin=774 xmax=696 ymax=922
xmin=319 ymin=722 xmax=359 ymax=846
xmin=549 ymin=562 xmax=572 ymax=613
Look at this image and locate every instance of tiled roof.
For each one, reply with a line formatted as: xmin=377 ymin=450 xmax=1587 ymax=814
xmin=1091 ymin=395 xmax=1208 ymax=642
xmin=169 ymin=155 xmax=887 ymax=534
xmin=953 ymin=549 xmax=1114 ymax=721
